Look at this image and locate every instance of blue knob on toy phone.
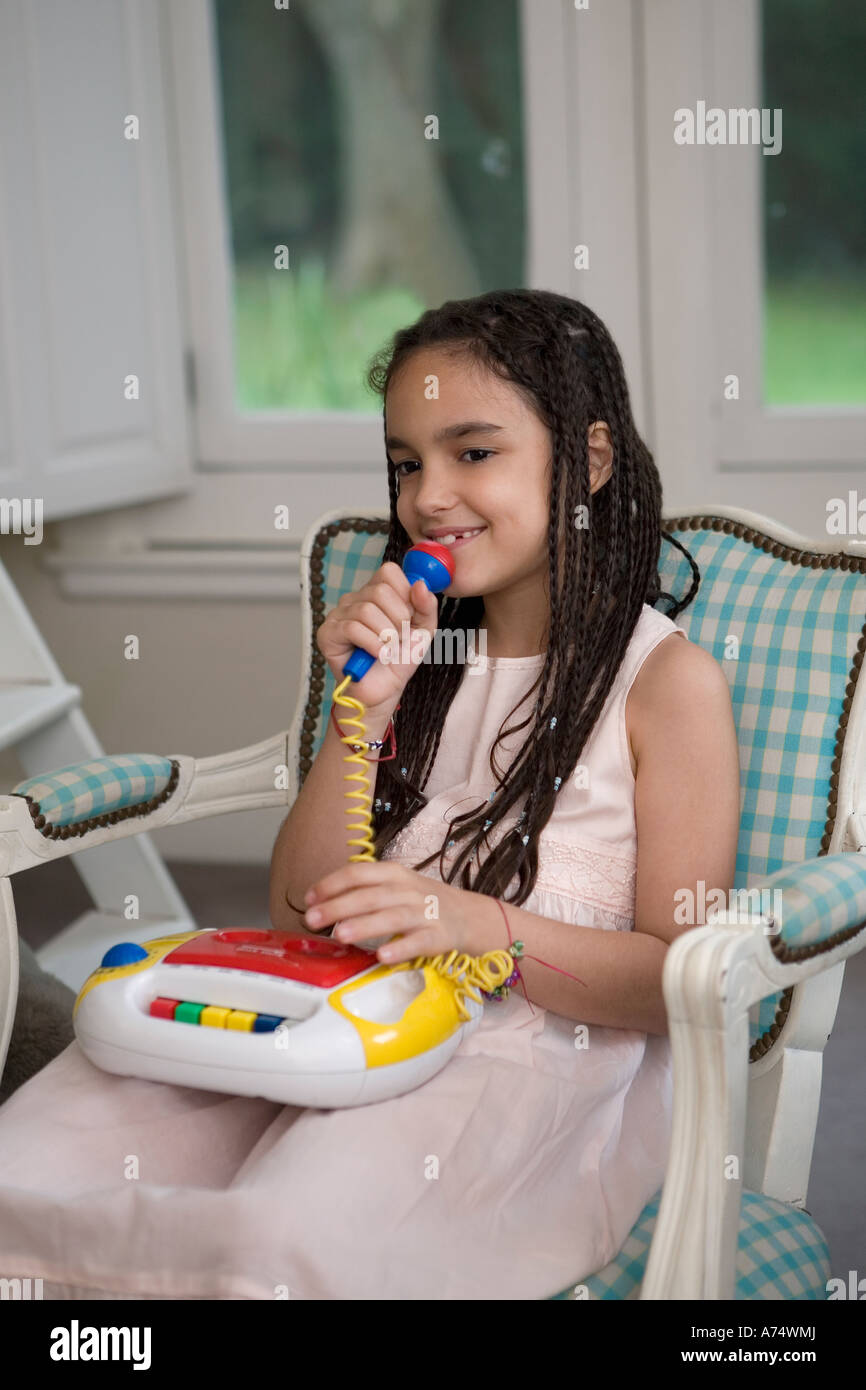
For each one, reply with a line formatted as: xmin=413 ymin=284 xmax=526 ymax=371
xmin=100 ymin=941 xmax=149 ymax=968
xmin=341 ymin=542 xmax=455 ymax=683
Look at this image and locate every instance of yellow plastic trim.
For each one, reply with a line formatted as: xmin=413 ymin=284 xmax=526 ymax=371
xmin=328 ymin=962 xmax=464 ymax=1067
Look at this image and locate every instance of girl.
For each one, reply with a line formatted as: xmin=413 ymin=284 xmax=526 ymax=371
xmin=0 ymin=288 xmax=740 ymax=1300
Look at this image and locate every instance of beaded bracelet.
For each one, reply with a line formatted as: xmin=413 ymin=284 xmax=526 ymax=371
xmin=480 ymin=898 xmax=526 ymax=1004
xmin=479 ymin=897 xmax=588 ymax=1011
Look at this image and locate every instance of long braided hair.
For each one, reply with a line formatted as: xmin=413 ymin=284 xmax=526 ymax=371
xmin=365 ymin=288 xmax=699 ymax=907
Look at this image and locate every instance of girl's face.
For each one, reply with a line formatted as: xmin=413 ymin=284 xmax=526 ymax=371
xmin=386 ymin=347 xmax=612 ymax=639
xmin=386 ymin=347 xmax=554 ymax=606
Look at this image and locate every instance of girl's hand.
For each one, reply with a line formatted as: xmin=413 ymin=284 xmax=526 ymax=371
xmin=302 ymin=862 xmax=485 ymax=964
xmin=315 ymin=562 xmax=440 ymax=715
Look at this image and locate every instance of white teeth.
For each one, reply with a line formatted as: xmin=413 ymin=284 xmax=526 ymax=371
xmin=432 ymin=528 xmax=483 ymax=544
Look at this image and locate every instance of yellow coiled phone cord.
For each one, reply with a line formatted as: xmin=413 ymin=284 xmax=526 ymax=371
xmin=332 ymin=674 xmax=516 ymax=1021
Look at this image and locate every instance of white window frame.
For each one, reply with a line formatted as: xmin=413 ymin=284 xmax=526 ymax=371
xmin=164 ymin=0 xmax=647 ymax=471
xmin=709 ymin=0 xmax=865 ymax=469
xmin=47 ymin=0 xmax=647 ymax=598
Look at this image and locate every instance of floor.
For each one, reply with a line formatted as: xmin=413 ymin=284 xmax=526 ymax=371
xmin=9 ymin=854 xmax=866 ymax=1290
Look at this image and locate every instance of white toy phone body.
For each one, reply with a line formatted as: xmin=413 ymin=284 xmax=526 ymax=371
xmin=73 ymin=928 xmax=483 ymax=1108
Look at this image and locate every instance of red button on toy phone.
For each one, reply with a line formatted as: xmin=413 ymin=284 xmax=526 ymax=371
xmin=162 ymin=929 xmax=373 ymax=987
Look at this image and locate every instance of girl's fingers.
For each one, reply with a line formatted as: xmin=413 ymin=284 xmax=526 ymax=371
xmin=304 ymin=887 xmax=382 ymax=929
xmin=376 ymin=928 xmax=446 ymax=964
xmin=378 ymin=937 xmax=417 ymax=964
xmin=313 ymin=893 xmax=418 ymax=937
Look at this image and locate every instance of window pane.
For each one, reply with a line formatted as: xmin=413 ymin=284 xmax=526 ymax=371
xmin=761 ymin=0 xmax=866 ymax=405
xmin=211 ymin=0 xmax=526 ymax=412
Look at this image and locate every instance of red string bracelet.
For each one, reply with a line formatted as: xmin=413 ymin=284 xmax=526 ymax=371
xmin=481 ymin=898 xmax=588 ymax=1014
xmin=330 ymin=701 xmax=400 ymax=762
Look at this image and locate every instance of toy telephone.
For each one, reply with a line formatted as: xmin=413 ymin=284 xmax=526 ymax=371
xmin=73 ymin=544 xmax=516 ymax=1108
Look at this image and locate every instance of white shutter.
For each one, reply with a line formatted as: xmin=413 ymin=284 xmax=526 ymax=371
xmin=0 ymin=0 xmax=193 ymax=522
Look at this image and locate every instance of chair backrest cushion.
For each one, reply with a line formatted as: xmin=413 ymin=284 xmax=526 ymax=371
xmin=656 ymin=516 xmax=864 ymax=884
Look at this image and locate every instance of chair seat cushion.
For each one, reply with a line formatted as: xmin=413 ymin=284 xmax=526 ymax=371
xmin=549 ymin=1189 xmax=831 ymax=1299
xmin=12 ymin=755 xmax=177 ymax=831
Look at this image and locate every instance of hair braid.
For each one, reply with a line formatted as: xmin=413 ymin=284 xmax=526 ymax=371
xmin=364 ymin=289 xmax=699 ymax=906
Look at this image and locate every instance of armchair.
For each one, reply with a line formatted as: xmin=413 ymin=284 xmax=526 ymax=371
xmin=1 ymin=504 xmax=864 ymax=1301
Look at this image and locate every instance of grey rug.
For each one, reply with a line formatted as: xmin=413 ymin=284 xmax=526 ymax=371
xmin=0 ymin=936 xmax=76 ymax=1106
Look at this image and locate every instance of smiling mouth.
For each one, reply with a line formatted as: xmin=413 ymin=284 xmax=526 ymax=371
xmin=424 ymin=527 xmax=487 ymax=548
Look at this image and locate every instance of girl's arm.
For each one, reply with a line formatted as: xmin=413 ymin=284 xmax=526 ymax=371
xmin=469 ymin=899 xmax=671 ymax=1034
xmin=465 ymin=640 xmax=741 ymax=1037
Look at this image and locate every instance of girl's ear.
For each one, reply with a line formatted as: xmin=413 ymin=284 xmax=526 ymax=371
xmin=587 ymin=421 xmax=613 ymax=493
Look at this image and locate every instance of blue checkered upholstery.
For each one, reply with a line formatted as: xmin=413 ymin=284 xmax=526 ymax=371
xmin=11 ymin=755 xmax=175 ymax=828
xmin=743 ymin=853 xmax=866 ymax=949
xmin=656 ymin=522 xmax=864 ymax=1050
xmin=548 ymin=1188 xmax=831 ymax=1300
xmin=302 ymin=526 xmax=391 ymax=768
xmin=655 ymin=525 xmax=862 ymax=885
xmin=296 ymin=512 xmax=865 ymax=1301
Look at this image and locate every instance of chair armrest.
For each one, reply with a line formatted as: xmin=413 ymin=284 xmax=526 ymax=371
xmin=641 ymin=852 xmax=866 ymax=1301
xmin=0 ymin=731 xmax=292 ymax=878
xmin=743 ymin=850 xmax=866 ymax=958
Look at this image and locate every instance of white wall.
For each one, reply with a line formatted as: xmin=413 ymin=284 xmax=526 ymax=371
xmin=0 ymin=528 xmax=292 ymax=865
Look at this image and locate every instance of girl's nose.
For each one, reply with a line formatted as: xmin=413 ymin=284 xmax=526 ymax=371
xmin=413 ymin=473 xmax=462 ymax=515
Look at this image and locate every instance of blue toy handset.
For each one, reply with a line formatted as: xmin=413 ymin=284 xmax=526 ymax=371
xmin=340 ymin=543 xmax=455 ymax=684
xmin=331 ymin=543 xmax=455 ymax=863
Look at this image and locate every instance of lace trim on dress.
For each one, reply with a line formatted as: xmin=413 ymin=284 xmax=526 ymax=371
xmin=380 ymin=816 xmax=637 ymax=920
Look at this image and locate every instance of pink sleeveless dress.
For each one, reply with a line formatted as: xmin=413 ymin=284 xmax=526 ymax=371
xmin=0 ymin=604 xmax=686 ymax=1300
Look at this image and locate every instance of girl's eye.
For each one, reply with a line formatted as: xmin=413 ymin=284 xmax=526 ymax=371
xmin=393 ymin=449 xmax=493 ymax=478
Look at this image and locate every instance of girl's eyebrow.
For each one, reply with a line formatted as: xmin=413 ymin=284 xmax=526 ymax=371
xmin=385 ymin=420 xmax=505 ymax=451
